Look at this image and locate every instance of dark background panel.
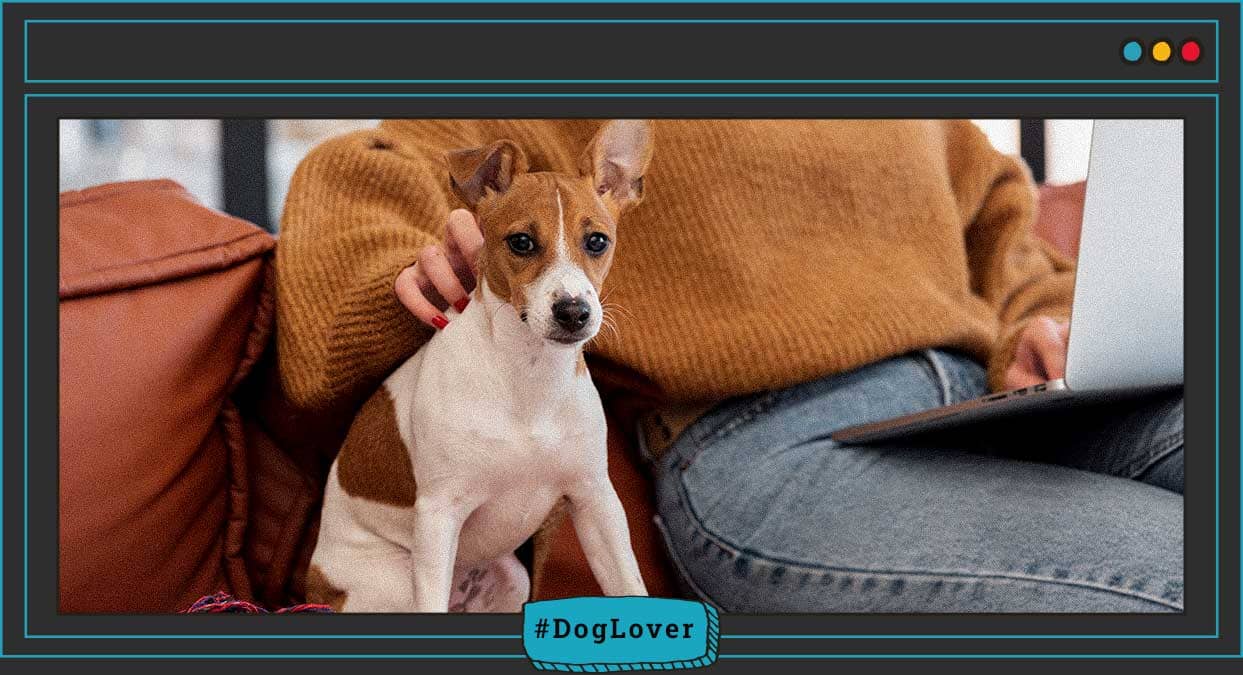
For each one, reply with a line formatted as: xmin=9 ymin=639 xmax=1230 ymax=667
xmin=25 ymin=20 xmax=1217 ymax=83
xmin=3 ymin=0 xmax=1239 ymax=664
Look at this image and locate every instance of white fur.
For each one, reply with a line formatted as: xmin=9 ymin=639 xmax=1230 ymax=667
xmin=310 ymin=279 xmax=646 ymax=613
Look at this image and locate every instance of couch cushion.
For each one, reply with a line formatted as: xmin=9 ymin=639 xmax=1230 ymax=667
xmin=59 ymin=180 xmax=275 ymax=612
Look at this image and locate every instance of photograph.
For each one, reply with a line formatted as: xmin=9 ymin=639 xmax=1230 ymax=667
xmin=58 ymin=117 xmax=1184 ymax=615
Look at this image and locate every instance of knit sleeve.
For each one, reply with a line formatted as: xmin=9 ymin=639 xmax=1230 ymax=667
xmin=944 ymin=121 xmax=1077 ymax=391
xmin=274 ymin=127 xmax=454 ymax=412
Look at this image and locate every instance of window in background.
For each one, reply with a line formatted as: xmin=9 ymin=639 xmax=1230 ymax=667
xmin=269 ymin=120 xmax=377 ymax=224
xmin=972 ymin=119 xmax=1020 ymax=156
xmin=970 ymin=119 xmax=1091 ymax=186
xmin=59 ymin=119 xmax=378 ymax=228
xmin=60 ymin=119 xmax=1091 ymax=231
xmin=1045 ymin=119 xmax=1094 ymax=186
xmin=59 ymin=120 xmax=222 ymax=207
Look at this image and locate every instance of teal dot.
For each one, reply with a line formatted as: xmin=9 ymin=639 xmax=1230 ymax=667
xmin=1122 ymin=40 xmax=1143 ymax=62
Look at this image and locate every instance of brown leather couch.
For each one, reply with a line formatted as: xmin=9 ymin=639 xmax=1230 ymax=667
xmin=60 ymin=180 xmax=274 ymax=611
xmin=58 ymin=178 xmax=1085 ymax=612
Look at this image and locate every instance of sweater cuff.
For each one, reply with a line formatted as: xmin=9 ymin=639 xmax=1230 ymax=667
xmin=986 ymin=317 xmax=1033 ymax=392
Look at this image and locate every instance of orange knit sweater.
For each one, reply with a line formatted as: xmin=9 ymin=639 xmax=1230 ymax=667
xmin=274 ymin=120 xmax=1074 ymax=428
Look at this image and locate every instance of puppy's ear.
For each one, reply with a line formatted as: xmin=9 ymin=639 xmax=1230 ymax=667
xmin=579 ymin=120 xmax=654 ymax=213
xmin=445 ymin=139 xmax=529 ymax=209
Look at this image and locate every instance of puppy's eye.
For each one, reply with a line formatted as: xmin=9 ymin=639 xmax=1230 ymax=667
xmin=506 ymin=233 xmax=538 ymax=256
xmin=583 ymin=232 xmax=611 ymax=256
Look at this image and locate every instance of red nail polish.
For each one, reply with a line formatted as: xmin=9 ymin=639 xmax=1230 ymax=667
xmin=431 ymin=314 xmax=449 ymax=330
xmin=453 ymin=297 xmax=470 ymax=313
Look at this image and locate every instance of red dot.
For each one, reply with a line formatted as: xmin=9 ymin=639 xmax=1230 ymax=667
xmin=1180 ymin=40 xmax=1201 ymax=63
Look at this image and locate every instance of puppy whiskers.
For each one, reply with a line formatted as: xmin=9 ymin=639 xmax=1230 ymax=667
xmin=591 ymin=308 xmax=622 ymax=347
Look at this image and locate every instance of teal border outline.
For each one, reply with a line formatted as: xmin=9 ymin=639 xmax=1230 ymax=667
xmin=1 ymin=0 xmax=1236 ymax=663
xmin=22 ymin=18 xmax=1220 ymax=84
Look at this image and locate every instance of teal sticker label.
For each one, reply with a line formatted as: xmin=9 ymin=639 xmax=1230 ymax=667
xmin=522 ymin=597 xmax=719 ymax=671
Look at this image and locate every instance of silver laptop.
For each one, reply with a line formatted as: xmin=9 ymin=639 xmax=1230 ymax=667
xmin=832 ymin=119 xmax=1184 ymax=444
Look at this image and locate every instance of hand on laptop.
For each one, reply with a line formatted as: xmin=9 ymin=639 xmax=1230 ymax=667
xmin=1004 ymin=316 xmax=1070 ymax=390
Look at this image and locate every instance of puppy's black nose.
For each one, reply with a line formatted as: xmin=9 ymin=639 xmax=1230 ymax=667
xmin=552 ymin=297 xmax=591 ymax=331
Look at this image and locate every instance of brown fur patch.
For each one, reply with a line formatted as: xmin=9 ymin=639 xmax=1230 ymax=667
xmin=476 ymin=173 xmax=617 ymax=313
xmin=576 ymin=351 xmax=589 ymax=377
xmin=337 ymin=385 xmax=418 ymax=507
xmin=305 ymin=564 xmax=348 ymax=612
xmin=552 ymin=174 xmax=617 ymax=291
xmin=528 ymin=498 xmax=572 ymax=601
xmin=537 ymin=496 xmax=572 ymax=537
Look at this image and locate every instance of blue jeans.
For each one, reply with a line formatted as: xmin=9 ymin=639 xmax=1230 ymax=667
xmin=653 ymin=349 xmax=1184 ymax=613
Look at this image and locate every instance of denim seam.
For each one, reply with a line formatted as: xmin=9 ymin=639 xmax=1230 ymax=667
xmin=919 ymin=349 xmax=954 ymax=406
xmin=1128 ymin=429 xmax=1185 ymax=483
xmin=673 ymin=476 xmax=1183 ymax=611
xmin=682 ymin=390 xmax=784 ymax=468
xmin=651 ymin=514 xmax=730 ymax=612
xmin=1116 ymin=424 xmax=1184 ymax=480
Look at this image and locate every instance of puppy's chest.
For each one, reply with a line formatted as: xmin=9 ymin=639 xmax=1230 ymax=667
xmin=420 ymin=398 xmax=601 ymax=483
xmin=414 ymin=388 xmax=602 ymax=563
xmin=406 ymin=337 xmax=605 ymax=482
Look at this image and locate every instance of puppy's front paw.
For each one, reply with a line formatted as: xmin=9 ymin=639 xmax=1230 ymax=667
xmin=448 ymin=554 xmax=530 ymax=613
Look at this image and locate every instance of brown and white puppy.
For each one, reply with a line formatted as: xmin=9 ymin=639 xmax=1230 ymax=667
xmin=307 ymin=120 xmax=653 ymax=612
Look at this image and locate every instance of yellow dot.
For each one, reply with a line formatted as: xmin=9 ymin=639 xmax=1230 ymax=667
xmin=1152 ymin=41 xmax=1172 ymax=62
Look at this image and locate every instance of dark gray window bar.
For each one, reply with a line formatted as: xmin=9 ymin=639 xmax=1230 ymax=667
xmin=1020 ymin=119 xmax=1047 ymax=184
xmin=221 ymin=119 xmax=272 ymax=233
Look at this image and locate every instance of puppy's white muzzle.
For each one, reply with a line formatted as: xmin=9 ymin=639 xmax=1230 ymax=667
xmin=524 ymin=260 xmax=602 ymax=346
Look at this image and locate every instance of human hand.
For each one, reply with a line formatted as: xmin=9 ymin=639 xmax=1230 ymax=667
xmin=1004 ymin=316 xmax=1070 ymax=390
xmin=394 ymin=209 xmax=484 ymax=329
